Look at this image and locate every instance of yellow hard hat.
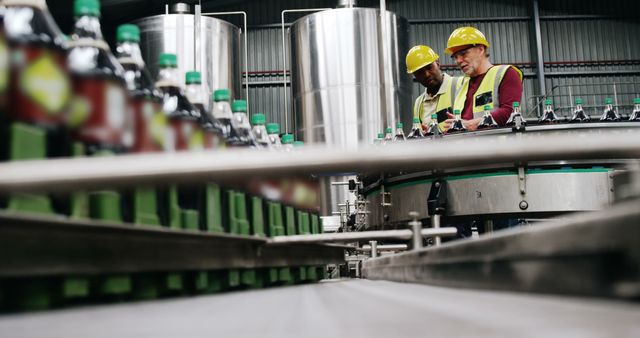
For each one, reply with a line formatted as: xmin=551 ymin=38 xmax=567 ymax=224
xmin=405 ymin=45 xmax=439 ymax=74
xmin=445 ymin=27 xmax=490 ymax=55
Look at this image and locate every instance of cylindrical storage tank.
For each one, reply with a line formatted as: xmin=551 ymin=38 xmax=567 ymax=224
xmin=133 ymin=13 xmax=242 ymax=101
xmin=290 ymin=8 xmax=411 ymax=147
xmin=290 ymin=8 xmax=411 ymax=218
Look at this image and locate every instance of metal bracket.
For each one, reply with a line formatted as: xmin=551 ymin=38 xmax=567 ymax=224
xmin=380 ymin=185 xmax=392 ymax=207
xmin=518 ymin=166 xmax=527 ymax=195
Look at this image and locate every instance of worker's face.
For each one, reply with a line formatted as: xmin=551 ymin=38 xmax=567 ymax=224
xmin=413 ymin=61 xmax=443 ymax=92
xmin=451 ymin=45 xmax=485 ymax=77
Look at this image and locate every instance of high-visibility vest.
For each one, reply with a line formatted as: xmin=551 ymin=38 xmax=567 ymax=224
xmin=453 ymin=65 xmax=523 ymax=119
xmin=412 ymin=75 xmax=462 ymax=123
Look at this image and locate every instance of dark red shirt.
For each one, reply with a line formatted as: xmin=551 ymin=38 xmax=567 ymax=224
xmin=461 ymin=66 xmax=523 ymax=126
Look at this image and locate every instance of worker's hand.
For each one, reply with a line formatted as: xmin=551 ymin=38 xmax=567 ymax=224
xmin=442 ymin=113 xmax=455 ymax=132
xmin=443 ymin=113 xmax=482 ymax=132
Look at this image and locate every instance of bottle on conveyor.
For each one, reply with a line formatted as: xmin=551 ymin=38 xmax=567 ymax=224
xmin=251 ymin=113 xmax=271 ymax=148
xmin=425 ymin=113 xmax=441 ymax=137
xmin=281 ymin=133 xmax=294 ymax=151
xmin=210 ymin=88 xmax=237 ymax=145
xmin=373 ymin=132 xmax=384 ymax=145
xmin=570 ymin=98 xmax=590 ymax=123
xmin=477 ymin=104 xmax=498 ymax=129
xmin=407 ymin=117 xmax=425 ymax=139
xmin=184 ymin=70 xmax=221 ymax=149
xmin=599 ymin=98 xmax=620 ymax=122
xmin=383 ymin=127 xmax=393 ymax=144
xmin=448 ymin=109 xmax=467 ymax=133
xmin=630 ymin=98 xmax=640 ymax=122
xmin=229 ymin=99 xmax=257 ymax=147
xmin=266 ymin=122 xmax=282 ymax=149
xmin=506 ymin=101 xmax=527 ymax=128
xmin=393 ymin=122 xmax=406 ymax=141
xmin=539 ymin=98 xmax=559 ymax=124
xmin=115 ymin=23 xmax=166 ymax=153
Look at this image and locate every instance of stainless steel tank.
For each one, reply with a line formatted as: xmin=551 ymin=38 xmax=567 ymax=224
xmin=290 ymin=8 xmax=411 ymax=146
xmin=289 ymin=7 xmax=411 ymax=218
xmin=133 ymin=13 xmax=242 ymax=101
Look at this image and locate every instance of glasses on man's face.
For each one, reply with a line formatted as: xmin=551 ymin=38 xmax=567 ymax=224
xmin=450 ymin=45 xmax=476 ymax=60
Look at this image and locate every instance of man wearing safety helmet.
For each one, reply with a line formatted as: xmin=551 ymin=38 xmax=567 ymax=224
xmin=405 ymin=45 xmax=459 ymax=128
xmin=443 ymin=27 xmax=523 ymax=131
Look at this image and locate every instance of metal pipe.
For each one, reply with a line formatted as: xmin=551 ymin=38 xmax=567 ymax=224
xmin=358 ymin=244 xmax=408 ymax=252
xmin=532 ymin=0 xmax=546 ymax=97
xmin=431 ymin=214 xmax=441 ymax=246
xmin=379 ymin=0 xmax=395 ymax=130
xmin=280 ymin=8 xmax=331 ymax=133
xmin=0 ymin=131 xmax=639 ymax=193
xmin=201 ymin=11 xmax=250 ymax=111
xmin=369 ymin=240 xmax=378 ymax=258
xmin=269 ymin=228 xmax=457 ymax=244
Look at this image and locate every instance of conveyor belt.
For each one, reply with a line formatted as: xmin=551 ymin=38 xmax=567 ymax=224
xmin=0 ymin=279 xmax=638 ymax=338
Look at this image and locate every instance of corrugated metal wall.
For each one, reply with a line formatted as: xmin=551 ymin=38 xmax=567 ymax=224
xmin=203 ymin=0 xmax=640 ymax=123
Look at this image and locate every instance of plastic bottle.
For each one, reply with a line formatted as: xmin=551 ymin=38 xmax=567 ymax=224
xmin=230 ymin=99 xmax=257 ymax=147
xmin=4 ymin=0 xmax=71 ymax=128
xmin=183 ymin=71 xmax=218 ymax=149
xmin=600 ymin=98 xmax=620 ymax=122
xmin=266 ymin=123 xmax=282 ymax=148
xmin=155 ymin=53 xmax=202 ymax=151
xmin=67 ymin=0 xmax=130 ymax=153
xmin=393 ymin=122 xmax=406 ymax=141
xmin=506 ymin=101 xmax=526 ymax=127
xmin=539 ymin=98 xmax=559 ymax=124
xmin=448 ymin=109 xmax=467 ymax=133
xmin=570 ymin=98 xmax=590 ymax=123
xmin=281 ymin=133 xmax=294 ymax=151
xmin=425 ymin=113 xmax=441 ymax=137
xmin=293 ymin=141 xmax=305 ymax=147
xmin=251 ymin=113 xmax=270 ymax=148
xmin=407 ymin=117 xmax=425 ymax=139
xmin=383 ymin=127 xmax=394 ymax=143
xmin=477 ymin=104 xmax=498 ymax=129
xmin=630 ymin=98 xmax=640 ymax=122
xmin=373 ymin=132 xmax=384 ymax=145
xmin=115 ymin=23 xmax=166 ymax=152
xmin=210 ymin=89 xmax=237 ymax=143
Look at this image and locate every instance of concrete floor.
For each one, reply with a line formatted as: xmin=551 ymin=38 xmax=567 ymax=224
xmin=1 ymin=279 xmax=639 ymax=338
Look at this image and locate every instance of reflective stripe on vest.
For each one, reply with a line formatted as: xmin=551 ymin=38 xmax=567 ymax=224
xmin=412 ymin=75 xmax=461 ymax=123
xmin=453 ymin=65 xmax=522 ymax=119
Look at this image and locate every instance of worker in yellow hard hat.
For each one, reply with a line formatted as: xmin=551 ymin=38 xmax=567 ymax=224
xmin=405 ymin=45 xmax=461 ymax=129
xmin=442 ymin=26 xmax=523 ymax=131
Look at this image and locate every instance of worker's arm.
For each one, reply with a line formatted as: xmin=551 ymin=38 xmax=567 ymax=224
xmin=491 ymin=67 xmax=523 ymax=126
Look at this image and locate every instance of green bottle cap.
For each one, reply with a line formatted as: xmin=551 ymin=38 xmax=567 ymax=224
xmin=575 ymin=98 xmax=583 ymax=105
xmin=545 ymin=99 xmax=553 ymax=105
xmin=251 ymin=113 xmax=266 ymax=125
xmin=293 ymin=141 xmax=305 ymax=147
xmin=281 ymin=134 xmax=294 ymax=144
xmin=212 ymin=89 xmax=230 ymax=102
xmin=512 ymin=101 xmax=520 ymax=108
xmin=431 ymin=113 xmax=437 ymax=119
xmin=604 ymin=98 xmax=613 ymax=104
xmin=231 ymin=100 xmax=247 ymax=113
xmin=484 ymin=104 xmax=491 ymax=111
xmin=116 ymin=24 xmax=139 ymax=43
xmin=377 ymin=133 xmax=384 ymax=139
xmin=266 ymin=123 xmax=280 ymax=135
xmin=385 ymin=127 xmax=393 ymax=133
xmin=185 ymin=71 xmax=201 ymax=84
xmin=634 ymin=98 xmax=640 ymax=104
xmin=158 ymin=53 xmax=177 ymax=67
xmin=412 ymin=117 xmax=420 ymax=123
xmin=74 ymin=0 xmax=100 ymax=17
xmin=396 ymin=122 xmax=403 ymax=129
xmin=454 ymin=109 xmax=461 ymax=115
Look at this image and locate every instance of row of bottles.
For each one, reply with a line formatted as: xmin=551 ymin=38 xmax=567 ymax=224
xmin=540 ymin=97 xmax=640 ymax=124
xmin=0 ymin=0 xmax=302 ymax=157
xmin=374 ymin=96 xmax=640 ymax=144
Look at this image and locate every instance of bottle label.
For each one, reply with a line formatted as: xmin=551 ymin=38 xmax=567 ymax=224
xmin=19 ymin=52 xmax=71 ymax=115
xmin=0 ymin=35 xmax=8 ymax=93
xmin=149 ymin=106 xmax=168 ymax=150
